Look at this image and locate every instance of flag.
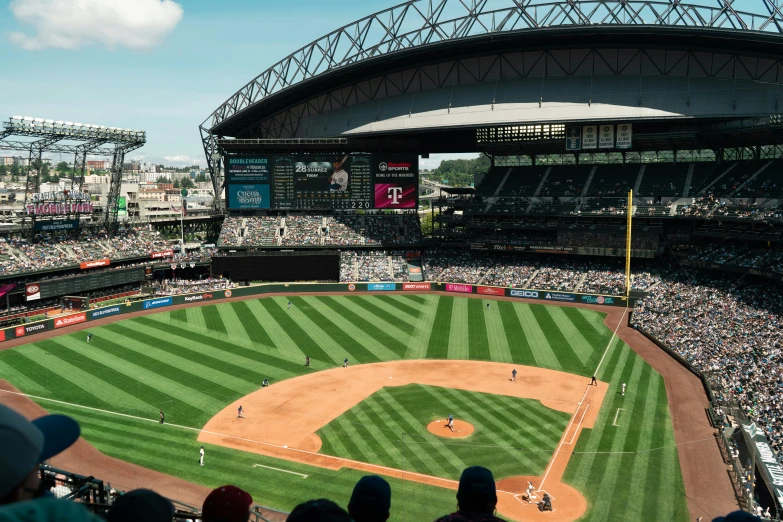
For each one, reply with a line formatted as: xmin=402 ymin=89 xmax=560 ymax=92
xmin=170 ymin=203 xmax=186 ymax=216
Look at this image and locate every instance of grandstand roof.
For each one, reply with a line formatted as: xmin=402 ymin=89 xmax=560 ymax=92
xmin=204 ymin=0 xmax=783 ymax=136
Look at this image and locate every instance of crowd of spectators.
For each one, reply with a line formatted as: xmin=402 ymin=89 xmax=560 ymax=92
xmin=217 ymin=217 xmax=242 ymax=247
xmin=243 ymin=217 xmax=279 ymax=246
xmin=632 ymin=274 xmax=783 ymax=465
xmin=282 ymin=216 xmax=322 ymax=246
xmin=149 ymin=277 xmax=234 ymax=295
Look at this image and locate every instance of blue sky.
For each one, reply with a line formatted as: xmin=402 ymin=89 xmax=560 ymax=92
xmin=0 ymin=0 xmax=476 ymax=168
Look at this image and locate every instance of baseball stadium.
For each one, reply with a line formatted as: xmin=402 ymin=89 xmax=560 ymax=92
xmin=1 ymin=0 xmax=783 ymax=521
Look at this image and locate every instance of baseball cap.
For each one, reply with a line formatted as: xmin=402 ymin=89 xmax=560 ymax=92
xmin=0 ymin=404 xmax=80 ymax=499
xmin=106 ymin=489 xmax=174 ymax=522
xmin=287 ymin=499 xmax=352 ymax=522
xmin=348 ymin=475 xmax=391 ymax=519
xmin=202 ymin=485 xmax=253 ymax=522
xmin=457 ymin=466 xmax=497 ymax=504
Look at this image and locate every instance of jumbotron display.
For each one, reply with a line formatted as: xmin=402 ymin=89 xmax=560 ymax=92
xmin=225 ymin=154 xmax=418 ymax=210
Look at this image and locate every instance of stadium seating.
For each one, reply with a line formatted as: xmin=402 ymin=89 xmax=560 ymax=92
xmin=536 ymin=165 xmax=591 ymax=197
xmin=637 ymin=163 xmax=689 ymax=197
xmin=586 ymin=164 xmax=640 ymax=197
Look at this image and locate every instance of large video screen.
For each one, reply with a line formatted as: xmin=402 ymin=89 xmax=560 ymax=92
xmin=225 ymin=154 xmax=417 ymax=210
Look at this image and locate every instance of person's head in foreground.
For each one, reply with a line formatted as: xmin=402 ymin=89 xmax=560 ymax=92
xmin=106 ymin=489 xmax=174 ymax=522
xmin=0 ymin=404 xmax=80 ymax=506
xmin=435 ymin=466 xmax=504 ymax=521
xmin=348 ymin=475 xmax=391 ymax=522
xmin=287 ymin=498 xmax=352 ymax=522
xmin=201 ymin=485 xmax=253 ymax=522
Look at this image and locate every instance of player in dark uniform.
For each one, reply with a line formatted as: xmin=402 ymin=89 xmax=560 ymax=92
xmin=343 ymin=357 xmax=348 ymax=368
xmin=86 ymin=333 xmax=92 ymax=343
xmin=590 ymin=375 xmax=598 ymax=386
xmin=305 ymin=355 xmax=310 ymax=367
xmin=159 ymin=410 xmax=164 ymax=425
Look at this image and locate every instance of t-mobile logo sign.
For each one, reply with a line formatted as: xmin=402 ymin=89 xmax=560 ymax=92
xmin=387 ymin=187 xmax=403 ymax=205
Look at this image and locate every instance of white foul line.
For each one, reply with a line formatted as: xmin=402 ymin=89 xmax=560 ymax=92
xmin=612 ymin=408 xmax=623 ymax=427
xmin=252 ymin=464 xmax=307 ymax=478
xmin=565 ymin=404 xmax=589 ymax=445
xmin=538 ymin=305 xmax=628 ymax=491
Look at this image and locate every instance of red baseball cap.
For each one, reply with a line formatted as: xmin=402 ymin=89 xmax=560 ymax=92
xmin=202 ymin=485 xmax=253 ymax=522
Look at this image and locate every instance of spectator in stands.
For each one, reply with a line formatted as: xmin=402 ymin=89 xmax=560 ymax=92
xmin=0 ymin=404 xmax=80 ymax=506
xmin=106 ymin=489 xmax=174 ymax=522
xmin=347 ymin=475 xmax=391 ymax=522
xmin=287 ymin=499 xmax=352 ymax=522
xmin=435 ymin=466 xmax=504 ymax=522
xmin=0 ymin=496 xmax=104 ymax=521
xmin=201 ymin=485 xmax=253 ymax=522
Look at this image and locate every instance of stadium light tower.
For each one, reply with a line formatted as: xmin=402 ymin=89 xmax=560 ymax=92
xmin=0 ymin=116 xmax=146 ymax=235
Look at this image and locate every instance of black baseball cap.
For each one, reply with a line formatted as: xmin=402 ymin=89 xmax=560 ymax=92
xmin=457 ymin=466 xmax=497 ymax=504
xmin=348 ymin=475 xmax=391 ymax=520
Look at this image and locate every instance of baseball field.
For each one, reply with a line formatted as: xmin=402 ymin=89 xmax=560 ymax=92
xmin=0 ymin=293 xmax=689 ymax=521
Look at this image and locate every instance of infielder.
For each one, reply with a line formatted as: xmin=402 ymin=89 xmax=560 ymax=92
xmin=199 ymin=446 xmax=204 ymax=466
xmin=511 ymin=368 xmax=517 ymax=382
xmin=447 ymin=414 xmax=455 ymax=432
xmin=237 ymin=405 xmax=245 ymax=419
xmin=621 ymin=382 xmax=626 ymax=396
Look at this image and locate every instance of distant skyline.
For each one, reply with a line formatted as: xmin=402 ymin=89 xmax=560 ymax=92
xmin=0 ymin=0 xmax=478 ymax=169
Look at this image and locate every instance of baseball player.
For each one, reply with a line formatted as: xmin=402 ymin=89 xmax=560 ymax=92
xmin=486 ymin=302 xmax=490 ymax=311
xmin=288 ymin=301 xmax=292 ymax=310
xmin=262 ymin=379 xmax=269 ymax=387
xmin=159 ymin=410 xmax=164 ymax=425
xmin=329 ymin=156 xmax=349 ymax=192
xmin=621 ymin=382 xmax=626 ymax=396
xmin=86 ymin=333 xmax=92 ymax=343
xmin=590 ymin=375 xmax=597 ymax=386
xmin=343 ymin=357 xmax=348 ymax=368
xmin=199 ymin=446 xmax=204 ymax=466
xmin=237 ymin=405 xmax=245 ymax=419
xmin=447 ymin=414 xmax=454 ymax=432
xmin=305 ymin=355 xmax=310 ymax=367
xmin=511 ymin=368 xmax=517 ymax=382
xmin=526 ymin=481 xmax=535 ymax=503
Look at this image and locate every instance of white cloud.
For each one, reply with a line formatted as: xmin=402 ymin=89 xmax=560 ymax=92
xmin=163 ymin=155 xmax=203 ymax=164
xmin=419 ymin=153 xmax=480 ymax=171
xmin=7 ymin=0 xmax=184 ymax=51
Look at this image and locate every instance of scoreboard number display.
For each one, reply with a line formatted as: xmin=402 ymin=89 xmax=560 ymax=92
xmin=225 ymin=154 xmax=417 ymax=211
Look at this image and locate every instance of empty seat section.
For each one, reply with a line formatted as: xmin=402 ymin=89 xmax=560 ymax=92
xmin=537 ymin=165 xmax=591 ymax=197
xmin=637 ymin=163 xmax=689 ymax=197
xmin=586 ymin=165 xmax=639 ymax=197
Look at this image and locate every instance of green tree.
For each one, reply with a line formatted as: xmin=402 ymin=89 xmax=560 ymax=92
xmin=0 ymin=164 xmax=7 ymax=179
xmin=180 ymin=177 xmax=195 ymax=189
xmin=10 ymin=163 xmax=20 ymax=181
xmin=173 ymin=179 xmax=180 ymax=189
xmin=426 ymin=155 xmax=490 ymax=187
xmin=195 ymin=173 xmax=208 ymax=183
xmin=156 ymin=175 xmax=169 ymax=184
xmin=56 ymin=161 xmax=69 ymax=176
xmin=420 ymin=211 xmax=435 ymax=236
xmin=50 ymin=174 xmax=59 ymax=183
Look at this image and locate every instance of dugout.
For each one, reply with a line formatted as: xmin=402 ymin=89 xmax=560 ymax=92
xmin=211 ymin=251 xmax=340 ymax=283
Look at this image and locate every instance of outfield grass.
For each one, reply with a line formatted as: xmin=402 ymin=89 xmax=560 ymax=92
xmin=0 ymin=295 xmax=688 ymax=521
xmin=318 ymin=384 xmax=570 ymax=481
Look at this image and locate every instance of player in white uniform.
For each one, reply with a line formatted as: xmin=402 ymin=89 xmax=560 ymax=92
xmin=621 ymin=382 xmax=626 ymax=396
xmin=330 ymin=157 xmax=349 ymax=192
xmin=199 ymin=446 xmax=205 ymax=466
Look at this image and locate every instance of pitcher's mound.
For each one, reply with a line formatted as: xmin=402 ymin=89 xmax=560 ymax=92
xmin=427 ymin=419 xmax=474 ymax=438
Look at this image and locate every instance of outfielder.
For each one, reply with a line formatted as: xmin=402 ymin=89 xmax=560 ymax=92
xmin=159 ymin=409 xmax=164 ymax=425
xmin=288 ymin=301 xmax=291 ymax=310
xmin=305 ymin=355 xmax=310 ymax=367
xmin=86 ymin=333 xmax=92 ymax=343
xmin=621 ymin=382 xmax=626 ymax=396
xmin=486 ymin=302 xmax=490 ymax=311
xmin=343 ymin=357 xmax=348 ymax=368
xmin=199 ymin=446 xmax=204 ymax=466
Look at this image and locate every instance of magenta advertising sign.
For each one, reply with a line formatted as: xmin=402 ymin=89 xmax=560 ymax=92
xmin=445 ymin=284 xmax=473 ymax=293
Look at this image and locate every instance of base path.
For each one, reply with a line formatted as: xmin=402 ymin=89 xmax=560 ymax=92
xmin=199 ymin=360 xmax=608 ymax=521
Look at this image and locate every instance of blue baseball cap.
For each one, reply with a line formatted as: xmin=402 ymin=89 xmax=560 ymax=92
xmin=0 ymin=404 xmax=80 ymax=499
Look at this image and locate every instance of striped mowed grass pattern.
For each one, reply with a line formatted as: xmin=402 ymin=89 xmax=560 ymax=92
xmin=0 ymin=295 xmax=688 ymax=522
xmin=318 ymin=384 xmax=570 ymax=481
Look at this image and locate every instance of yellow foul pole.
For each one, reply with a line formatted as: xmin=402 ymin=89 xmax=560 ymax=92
xmin=625 ymin=189 xmax=633 ymax=297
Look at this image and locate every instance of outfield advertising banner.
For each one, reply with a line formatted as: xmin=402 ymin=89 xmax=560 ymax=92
xmin=143 ymin=297 xmax=173 ymax=310
xmin=581 ymin=295 xmax=615 ymax=305
xmin=180 ymin=293 xmax=216 ymax=304
xmin=90 ymin=306 xmax=123 ymax=320
xmin=543 ymin=292 xmax=577 ymax=302
xmin=54 ymin=313 xmax=86 ymax=329
xmin=445 ymin=284 xmax=473 ymax=294
xmin=367 ymin=283 xmax=396 ymax=291
xmin=403 ymin=283 xmax=430 ymax=291
xmin=478 ymin=286 xmax=504 ymax=296
xmin=80 ymin=259 xmax=110 ymax=270
xmin=509 ymin=289 xmax=540 ymax=299
xmin=151 ymin=250 xmax=174 ymax=259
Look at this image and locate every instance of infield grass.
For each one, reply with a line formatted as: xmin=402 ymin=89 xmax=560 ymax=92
xmin=0 ymin=294 xmax=688 ymax=521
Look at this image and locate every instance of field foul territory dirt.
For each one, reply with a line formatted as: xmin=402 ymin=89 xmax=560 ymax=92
xmin=199 ymin=360 xmax=608 ymax=522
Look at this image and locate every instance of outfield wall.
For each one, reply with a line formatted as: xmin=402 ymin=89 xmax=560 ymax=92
xmin=0 ymin=281 xmax=631 ymax=344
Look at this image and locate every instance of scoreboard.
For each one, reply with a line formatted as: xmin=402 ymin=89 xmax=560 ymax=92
xmin=225 ymin=154 xmax=417 ymax=211
xmin=30 ymin=267 xmax=145 ymax=300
